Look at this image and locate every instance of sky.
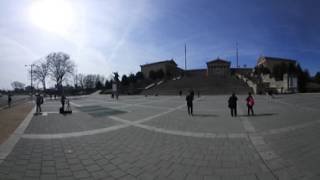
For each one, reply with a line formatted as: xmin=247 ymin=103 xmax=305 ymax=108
xmin=0 ymin=0 xmax=320 ymax=89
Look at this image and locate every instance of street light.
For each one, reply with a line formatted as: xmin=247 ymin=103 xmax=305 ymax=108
xmin=25 ymin=64 xmax=35 ymax=97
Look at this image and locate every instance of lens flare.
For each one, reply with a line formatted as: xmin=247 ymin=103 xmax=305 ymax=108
xmin=29 ymin=0 xmax=75 ymax=36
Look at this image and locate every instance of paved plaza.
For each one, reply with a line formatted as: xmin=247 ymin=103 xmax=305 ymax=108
xmin=0 ymin=94 xmax=320 ymax=180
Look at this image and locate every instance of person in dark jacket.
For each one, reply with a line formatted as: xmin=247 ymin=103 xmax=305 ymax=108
xmin=228 ymin=93 xmax=238 ymax=117
xmin=35 ymin=93 xmax=43 ymax=114
xmin=246 ymin=92 xmax=255 ymax=116
xmin=190 ymin=90 xmax=195 ymax=99
xmin=186 ymin=92 xmax=194 ymax=116
xmin=8 ymin=93 xmax=12 ymax=108
xmin=61 ymin=94 xmax=66 ymax=112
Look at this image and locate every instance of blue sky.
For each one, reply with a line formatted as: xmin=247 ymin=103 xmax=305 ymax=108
xmin=0 ymin=0 xmax=320 ymax=89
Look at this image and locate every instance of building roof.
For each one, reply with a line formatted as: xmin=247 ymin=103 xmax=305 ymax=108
xmin=140 ymin=59 xmax=177 ymax=67
xmin=207 ymin=58 xmax=230 ymax=65
xmin=258 ymin=56 xmax=297 ymax=64
xmin=231 ymin=68 xmax=253 ymax=71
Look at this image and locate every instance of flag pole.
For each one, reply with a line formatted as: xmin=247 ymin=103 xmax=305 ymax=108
xmin=236 ymin=42 xmax=239 ymax=68
xmin=185 ymin=44 xmax=187 ymax=70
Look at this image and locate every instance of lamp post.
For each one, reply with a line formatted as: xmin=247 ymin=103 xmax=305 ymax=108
xmin=25 ymin=64 xmax=35 ymax=97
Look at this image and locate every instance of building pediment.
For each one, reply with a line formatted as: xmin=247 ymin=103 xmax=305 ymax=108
xmin=140 ymin=59 xmax=177 ymax=67
xmin=207 ymin=58 xmax=230 ymax=65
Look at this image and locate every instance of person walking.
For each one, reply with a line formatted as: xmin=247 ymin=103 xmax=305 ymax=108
xmin=186 ymin=91 xmax=194 ymax=116
xmin=35 ymin=93 xmax=43 ymax=114
xmin=228 ymin=93 xmax=238 ymax=117
xmin=8 ymin=93 xmax=12 ymax=108
xmin=246 ymin=92 xmax=255 ymax=116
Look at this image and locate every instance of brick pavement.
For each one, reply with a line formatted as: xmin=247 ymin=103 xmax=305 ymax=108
xmin=0 ymin=94 xmax=320 ymax=180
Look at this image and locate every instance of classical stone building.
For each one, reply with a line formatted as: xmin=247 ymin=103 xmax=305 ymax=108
xmin=206 ymin=58 xmax=231 ymax=76
xmin=232 ymin=68 xmax=253 ymax=76
xmin=140 ymin=59 xmax=180 ymax=79
xmin=257 ymin=56 xmax=298 ymax=93
xmin=257 ymin=56 xmax=297 ymax=73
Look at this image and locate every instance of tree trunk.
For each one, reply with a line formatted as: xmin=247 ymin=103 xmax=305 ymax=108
xmin=42 ymin=81 xmax=46 ymax=92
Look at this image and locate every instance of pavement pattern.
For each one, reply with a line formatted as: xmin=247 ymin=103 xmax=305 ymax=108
xmin=0 ymin=93 xmax=320 ymax=180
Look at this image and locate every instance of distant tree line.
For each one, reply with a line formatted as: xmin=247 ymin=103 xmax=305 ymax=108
xmin=10 ymin=81 xmax=26 ymax=93
xmin=314 ymin=72 xmax=320 ymax=84
xmin=120 ymin=72 xmax=144 ymax=87
xmin=73 ymin=74 xmax=105 ymax=90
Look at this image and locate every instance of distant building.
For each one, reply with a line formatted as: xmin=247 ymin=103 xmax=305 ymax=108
xmin=232 ymin=68 xmax=253 ymax=76
xmin=140 ymin=59 xmax=180 ymax=79
xmin=257 ymin=56 xmax=298 ymax=93
xmin=206 ymin=58 xmax=231 ymax=76
xmin=257 ymin=56 xmax=297 ymax=73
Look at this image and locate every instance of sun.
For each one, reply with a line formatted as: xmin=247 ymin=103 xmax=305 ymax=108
xmin=29 ymin=0 xmax=75 ymax=36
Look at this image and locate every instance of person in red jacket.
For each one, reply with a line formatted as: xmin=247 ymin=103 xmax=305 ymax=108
xmin=246 ymin=92 xmax=255 ymax=116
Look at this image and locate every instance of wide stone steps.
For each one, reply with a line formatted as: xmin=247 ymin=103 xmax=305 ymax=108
xmin=143 ymin=75 xmax=252 ymax=95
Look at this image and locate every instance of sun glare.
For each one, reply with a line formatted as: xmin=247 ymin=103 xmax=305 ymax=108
xmin=29 ymin=0 xmax=75 ymax=36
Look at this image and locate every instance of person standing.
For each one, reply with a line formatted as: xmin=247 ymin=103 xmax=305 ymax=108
xmin=8 ymin=93 xmax=12 ymax=108
xmin=246 ymin=92 xmax=255 ymax=116
xmin=61 ymin=94 xmax=66 ymax=112
xmin=35 ymin=93 xmax=43 ymax=114
xmin=228 ymin=93 xmax=238 ymax=117
xmin=190 ymin=90 xmax=195 ymax=99
xmin=186 ymin=91 xmax=194 ymax=116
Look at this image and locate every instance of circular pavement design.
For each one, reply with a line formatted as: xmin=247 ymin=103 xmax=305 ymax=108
xmin=1 ymin=95 xmax=320 ymax=180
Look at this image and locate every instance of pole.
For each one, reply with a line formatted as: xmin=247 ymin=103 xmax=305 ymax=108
xmin=236 ymin=42 xmax=239 ymax=68
xmin=31 ymin=64 xmax=33 ymax=97
xmin=184 ymin=44 xmax=187 ymax=70
xmin=25 ymin=64 xmax=34 ymax=97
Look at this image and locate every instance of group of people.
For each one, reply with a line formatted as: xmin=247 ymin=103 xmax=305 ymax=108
xmin=36 ymin=93 xmax=71 ymax=114
xmin=185 ymin=91 xmax=255 ymax=117
xmin=8 ymin=92 xmax=44 ymax=113
xmin=228 ymin=92 xmax=255 ymax=117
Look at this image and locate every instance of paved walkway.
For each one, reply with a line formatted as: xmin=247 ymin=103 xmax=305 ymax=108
xmin=0 ymin=102 xmax=33 ymax=144
xmin=0 ymin=94 xmax=320 ymax=180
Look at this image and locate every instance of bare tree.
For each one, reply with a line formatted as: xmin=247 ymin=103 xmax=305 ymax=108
xmin=47 ymin=52 xmax=75 ymax=93
xmin=83 ymin=74 xmax=96 ymax=89
xmin=75 ymin=73 xmax=85 ymax=89
xmin=95 ymin=75 xmax=105 ymax=89
xmin=32 ymin=59 xmax=49 ymax=91
xmin=11 ymin=81 xmax=25 ymax=90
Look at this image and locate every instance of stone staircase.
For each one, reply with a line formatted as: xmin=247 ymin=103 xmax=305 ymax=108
xmin=142 ymin=74 xmax=252 ymax=95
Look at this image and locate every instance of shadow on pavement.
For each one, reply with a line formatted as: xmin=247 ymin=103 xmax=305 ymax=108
xmin=239 ymin=113 xmax=277 ymax=117
xmin=193 ymin=114 xmax=219 ymax=117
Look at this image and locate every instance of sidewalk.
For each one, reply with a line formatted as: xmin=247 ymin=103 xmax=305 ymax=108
xmin=0 ymin=102 xmax=33 ymax=144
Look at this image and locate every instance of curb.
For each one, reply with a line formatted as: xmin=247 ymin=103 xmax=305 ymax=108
xmin=0 ymin=105 xmax=35 ymax=164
